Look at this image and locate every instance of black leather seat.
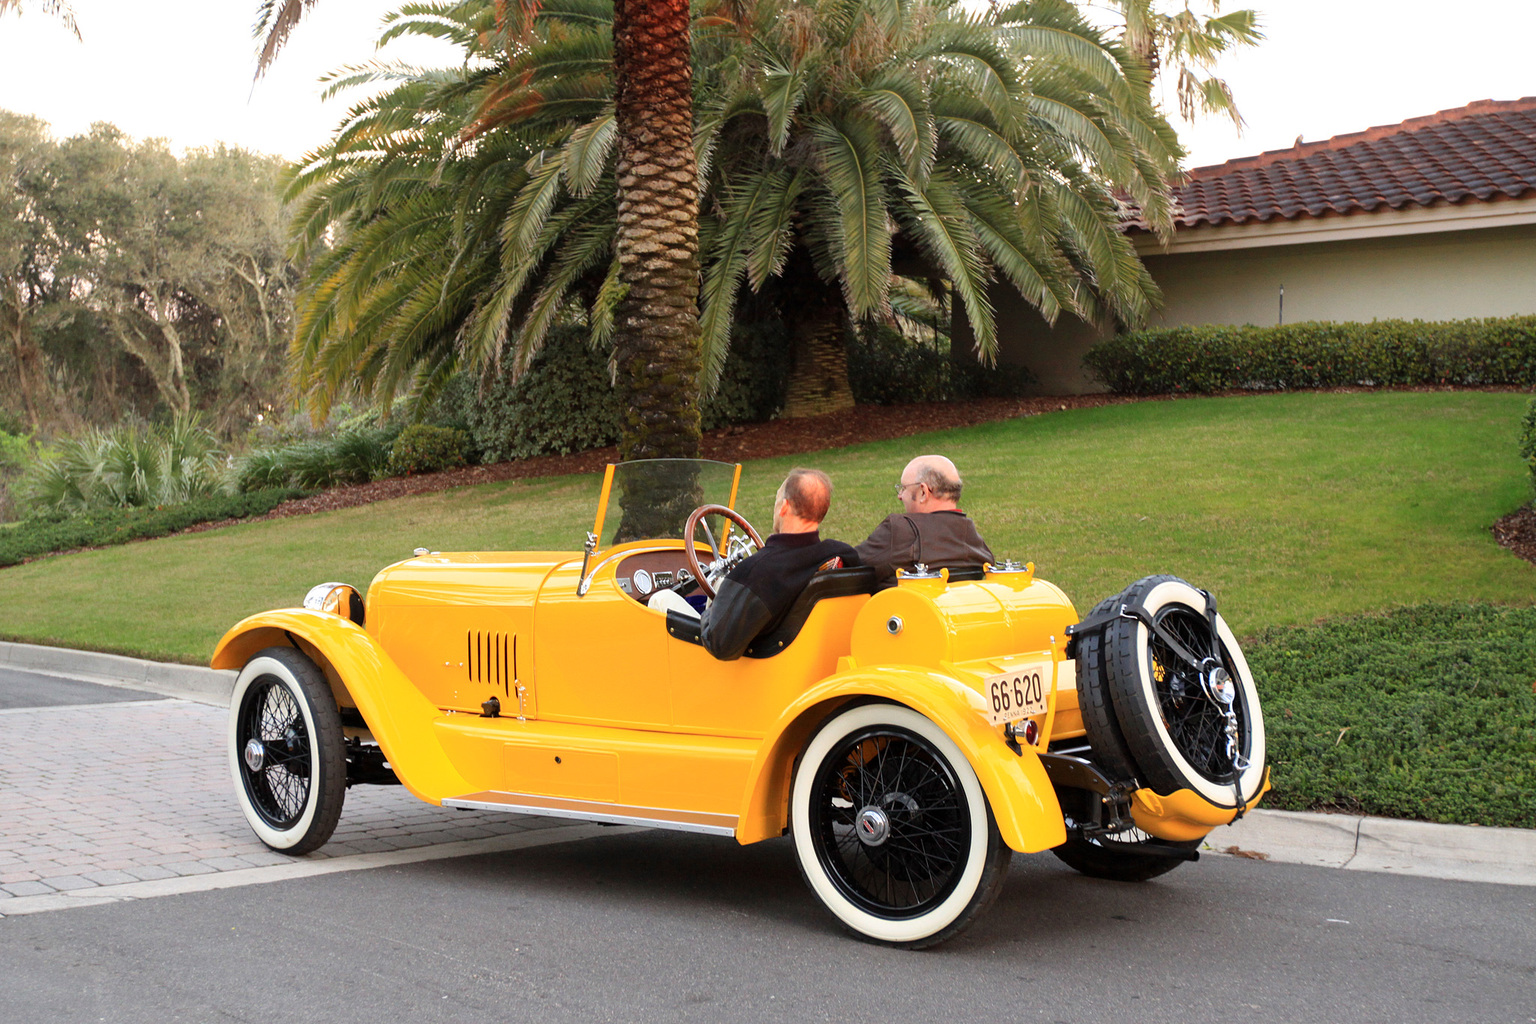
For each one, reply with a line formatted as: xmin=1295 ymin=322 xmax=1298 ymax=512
xmin=665 ymin=566 xmax=878 ymax=658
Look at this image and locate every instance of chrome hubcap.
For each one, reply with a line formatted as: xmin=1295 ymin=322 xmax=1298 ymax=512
xmin=1203 ymin=664 xmax=1236 ymax=705
xmin=855 ymin=806 xmax=891 ymax=847
xmin=243 ymin=738 xmax=266 ymax=772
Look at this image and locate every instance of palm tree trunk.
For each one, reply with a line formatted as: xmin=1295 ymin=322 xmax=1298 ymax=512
xmin=781 ymin=256 xmax=855 ymax=418
xmin=610 ymin=0 xmax=702 ymax=461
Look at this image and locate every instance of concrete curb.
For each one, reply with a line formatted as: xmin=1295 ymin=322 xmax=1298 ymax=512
xmin=0 ymin=640 xmax=233 ymax=706
xmin=1213 ymin=808 xmax=1536 ymax=887
xmin=3 ymin=641 xmax=1532 ymax=887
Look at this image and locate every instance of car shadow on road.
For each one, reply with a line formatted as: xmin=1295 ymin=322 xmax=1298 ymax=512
xmin=407 ymin=824 xmax=1221 ymax=950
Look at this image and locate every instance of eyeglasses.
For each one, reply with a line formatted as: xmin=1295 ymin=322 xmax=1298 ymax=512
xmin=893 ymin=481 xmax=924 ymax=497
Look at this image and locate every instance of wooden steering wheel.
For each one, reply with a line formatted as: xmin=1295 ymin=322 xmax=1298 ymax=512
xmin=684 ymin=504 xmax=764 ymax=600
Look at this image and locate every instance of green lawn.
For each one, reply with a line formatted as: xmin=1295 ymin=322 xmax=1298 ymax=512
xmin=0 ymin=391 xmax=1531 ymax=664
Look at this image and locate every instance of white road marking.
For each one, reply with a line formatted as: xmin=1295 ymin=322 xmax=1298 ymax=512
xmin=0 ymin=698 xmax=175 ymax=716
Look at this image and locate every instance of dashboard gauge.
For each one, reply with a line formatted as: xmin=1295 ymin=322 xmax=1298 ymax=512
xmin=631 ymin=569 xmax=653 ymax=595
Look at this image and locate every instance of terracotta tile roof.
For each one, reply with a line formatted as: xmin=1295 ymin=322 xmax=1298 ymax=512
xmin=1153 ymin=97 xmax=1536 ymax=230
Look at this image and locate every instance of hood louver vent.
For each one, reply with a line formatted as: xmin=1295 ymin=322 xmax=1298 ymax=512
xmin=467 ymin=631 xmax=513 ymax=695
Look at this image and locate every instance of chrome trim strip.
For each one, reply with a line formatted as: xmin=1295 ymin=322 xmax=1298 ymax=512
xmin=442 ymin=790 xmax=738 ymax=837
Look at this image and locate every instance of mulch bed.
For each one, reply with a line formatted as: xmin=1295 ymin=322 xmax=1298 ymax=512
xmin=1492 ymin=504 xmax=1536 ymax=567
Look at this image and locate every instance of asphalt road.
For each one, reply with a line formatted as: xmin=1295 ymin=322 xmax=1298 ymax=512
xmin=0 ymin=666 xmax=156 ymax=710
xmin=1 ymin=828 xmax=1532 ymax=1024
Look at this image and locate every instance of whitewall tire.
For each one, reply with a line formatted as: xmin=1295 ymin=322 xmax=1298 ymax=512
xmin=790 ymin=703 xmax=1011 ymax=948
xmin=228 ymin=646 xmax=346 ymax=854
xmin=1101 ymin=576 xmax=1267 ymax=806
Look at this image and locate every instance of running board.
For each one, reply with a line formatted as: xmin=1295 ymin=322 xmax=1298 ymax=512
xmin=443 ymin=791 xmax=738 ymax=837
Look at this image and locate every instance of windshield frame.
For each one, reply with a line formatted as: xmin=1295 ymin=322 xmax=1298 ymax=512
xmin=589 ymin=458 xmax=742 ymax=554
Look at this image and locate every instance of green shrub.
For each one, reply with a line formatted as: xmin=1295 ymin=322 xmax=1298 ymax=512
xmin=230 ymin=425 xmax=398 ymax=493
xmin=21 ymin=414 xmax=225 ymax=513
xmin=0 ymin=429 xmax=30 ymax=472
xmin=386 ymin=424 xmax=469 ymax=476
xmin=1246 ymin=604 xmax=1536 ymax=828
xmin=847 ymin=325 xmax=1035 ymax=404
xmin=1084 ymin=315 xmax=1536 ymax=394
xmin=702 ymin=315 xmax=789 ymax=429
xmin=1520 ymin=395 xmax=1536 ymax=498
xmin=0 ymin=429 xmax=33 ymax=523
xmin=464 ymin=323 xmax=787 ymax=463
xmin=0 ymin=487 xmax=305 ymax=567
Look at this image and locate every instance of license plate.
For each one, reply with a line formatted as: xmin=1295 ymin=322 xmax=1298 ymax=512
xmin=982 ymin=661 xmax=1051 ymax=725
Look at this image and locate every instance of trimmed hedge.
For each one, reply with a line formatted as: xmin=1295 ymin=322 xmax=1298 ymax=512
xmin=1246 ymin=604 xmax=1536 ymax=828
xmin=0 ymin=488 xmax=306 ymax=567
xmin=1085 ymin=315 xmax=1536 ymax=394
xmin=386 ymin=424 xmax=469 ymax=476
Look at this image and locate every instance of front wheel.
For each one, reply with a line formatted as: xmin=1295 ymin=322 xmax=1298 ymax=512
xmin=790 ymin=703 xmax=1011 ymax=948
xmin=228 ymin=646 xmax=346 ymax=855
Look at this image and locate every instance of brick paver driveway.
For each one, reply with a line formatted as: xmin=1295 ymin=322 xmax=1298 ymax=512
xmin=0 ymin=687 xmax=552 ymax=907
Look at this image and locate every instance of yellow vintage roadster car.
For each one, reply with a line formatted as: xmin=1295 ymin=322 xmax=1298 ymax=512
xmin=213 ymin=458 xmax=1268 ymax=947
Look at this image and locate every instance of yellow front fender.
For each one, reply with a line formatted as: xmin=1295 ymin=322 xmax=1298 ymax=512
xmin=736 ymin=666 xmax=1066 ymax=853
xmin=212 ymin=609 xmax=470 ymax=804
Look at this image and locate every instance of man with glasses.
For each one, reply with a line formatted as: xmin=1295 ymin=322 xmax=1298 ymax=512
xmin=856 ymin=454 xmax=993 ymax=588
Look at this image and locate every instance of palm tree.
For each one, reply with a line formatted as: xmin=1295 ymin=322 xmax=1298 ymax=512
xmin=693 ymin=0 xmax=1182 ymax=414
xmin=1102 ymin=0 xmax=1263 ymax=128
xmin=284 ymin=0 xmax=1182 ymax=421
xmin=257 ymin=0 xmax=706 ymax=459
xmin=0 ymin=0 xmax=80 ymax=38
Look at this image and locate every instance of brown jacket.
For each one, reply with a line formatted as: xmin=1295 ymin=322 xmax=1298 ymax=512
xmin=854 ymin=510 xmax=994 ymax=587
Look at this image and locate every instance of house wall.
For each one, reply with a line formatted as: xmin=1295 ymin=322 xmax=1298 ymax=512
xmin=971 ymin=222 xmax=1536 ymax=395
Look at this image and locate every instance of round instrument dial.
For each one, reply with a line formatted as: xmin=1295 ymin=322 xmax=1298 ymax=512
xmin=631 ymin=569 xmax=653 ymax=595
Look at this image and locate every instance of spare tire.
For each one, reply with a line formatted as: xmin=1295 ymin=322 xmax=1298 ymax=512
xmin=1073 ymin=595 xmax=1141 ymax=784
xmin=1098 ymin=575 xmax=1266 ymax=807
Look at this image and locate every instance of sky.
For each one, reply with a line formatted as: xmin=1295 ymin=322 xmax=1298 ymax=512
xmin=1 ymin=0 xmax=1534 ymax=169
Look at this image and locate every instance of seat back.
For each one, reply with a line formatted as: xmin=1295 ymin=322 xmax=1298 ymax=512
xmin=744 ymin=566 xmax=877 ymax=658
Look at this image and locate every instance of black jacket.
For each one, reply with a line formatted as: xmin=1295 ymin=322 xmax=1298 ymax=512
xmin=854 ymin=509 xmax=993 ymax=588
xmin=700 ymin=531 xmax=858 ymax=660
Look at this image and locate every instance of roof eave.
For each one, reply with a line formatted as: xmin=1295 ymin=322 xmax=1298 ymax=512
xmin=1129 ymin=194 xmax=1536 ymax=255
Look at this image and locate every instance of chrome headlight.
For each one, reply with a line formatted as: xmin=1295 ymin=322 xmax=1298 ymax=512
xmin=303 ymin=582 xmax=364 ymax=626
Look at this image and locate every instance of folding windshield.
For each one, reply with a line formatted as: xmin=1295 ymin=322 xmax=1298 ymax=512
xmin=592 ymin=459 xmax=741 ymax=549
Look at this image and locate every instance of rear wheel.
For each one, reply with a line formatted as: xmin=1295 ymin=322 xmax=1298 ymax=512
xmin=790 ymin=703 xmax=1011 ymax=948
xmin=228 ymin=646 xmax=346 ymax=854
xmin=1051 ymin=828 xmax=1200 ymax=882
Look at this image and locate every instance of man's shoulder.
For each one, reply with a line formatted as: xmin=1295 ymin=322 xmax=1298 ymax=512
xmin=814 ymin=537 xmax=859 ymax=567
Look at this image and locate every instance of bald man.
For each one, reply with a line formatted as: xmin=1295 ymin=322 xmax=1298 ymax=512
xmin=855 ymin=455 xmax=993 ymax=588
xmin=697 ymin=467 xmax=858 ymax=661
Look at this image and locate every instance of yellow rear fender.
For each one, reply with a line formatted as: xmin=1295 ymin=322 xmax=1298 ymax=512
xmin=212 ymin=610 xmax=470 ymax=804
xmin=736 ymin=667 xmax=1066 ymax=853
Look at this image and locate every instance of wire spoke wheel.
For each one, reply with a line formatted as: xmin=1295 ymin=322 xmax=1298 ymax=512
xmin=791 ymin=703 xmax=1010 ymax=948
xmin=1148 ymin=607 xmax=1250 ymax=783
xmin=237 ymin=677 xmax=313 ymax=829
xmin=1051 ymin=826 xmax=1201 ymax=882
xmin=228 ymin=647 xmax=347 ymax=855
xmin=810 ymin=728 xmax=970 ymax=917
xmin=1094 ymin=575 xmax=1267 ymax=808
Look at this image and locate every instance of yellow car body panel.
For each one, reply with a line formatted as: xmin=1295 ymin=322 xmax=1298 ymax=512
xmin=735 ymin=666 xmax=1067 ymax=852
xmin=213 ymin=608 xmax=472 ymax=805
